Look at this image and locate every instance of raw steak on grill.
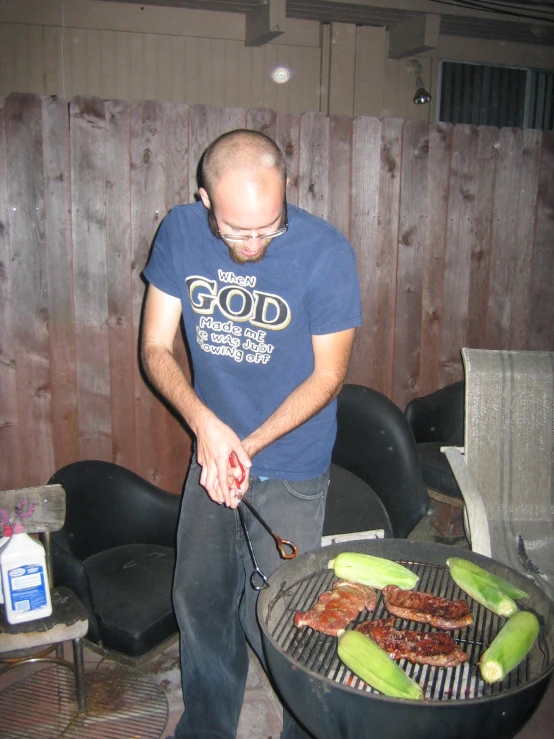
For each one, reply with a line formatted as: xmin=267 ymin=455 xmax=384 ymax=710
xmin=357 ymin=617 xmax=469 ymax=667
xmin=382 ymin=585 xmax=473 ymax=630
xmin=294 ymin=580 xmax=377 ymax=636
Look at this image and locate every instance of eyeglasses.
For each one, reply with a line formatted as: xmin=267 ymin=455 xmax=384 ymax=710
xmin=217 ymin=202 xmax=288 ymax=244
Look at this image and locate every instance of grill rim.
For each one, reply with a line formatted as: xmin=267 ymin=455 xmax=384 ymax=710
xmin=258 ymin=539 xmax=554 ymax=707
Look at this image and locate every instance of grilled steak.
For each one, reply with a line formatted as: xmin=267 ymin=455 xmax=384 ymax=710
xmin=382 ymin=585 xmax=473 ymax=630
xmin=294 ymin=580 xmax=377 ymax=636
xmin=357 ymin=617 xmax=469 ymax=667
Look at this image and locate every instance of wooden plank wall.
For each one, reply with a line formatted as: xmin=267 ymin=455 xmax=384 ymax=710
xmin=1 ymin=93 xmax=553 ymax=494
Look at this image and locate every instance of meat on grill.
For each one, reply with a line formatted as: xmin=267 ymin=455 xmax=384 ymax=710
xmin=382 ymin=585 xmax=473 ymax=630
xmin=294 ymin=580 xmax=377 ymax=636
xmin=357 ymin=617 xmax=469 ymax=667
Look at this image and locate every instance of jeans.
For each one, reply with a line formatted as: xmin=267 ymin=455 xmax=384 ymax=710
xmin=172 ymin=459 xmax=329 ymax=739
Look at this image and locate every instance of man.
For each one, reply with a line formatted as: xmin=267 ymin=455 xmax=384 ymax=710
xmin=141 ymin=129 xmax=361 ymax=738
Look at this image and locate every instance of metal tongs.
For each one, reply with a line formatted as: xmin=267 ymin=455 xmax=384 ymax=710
xmin=229 ymin=453 xmax=298 ymax=591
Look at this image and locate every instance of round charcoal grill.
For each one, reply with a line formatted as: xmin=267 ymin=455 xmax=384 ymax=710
xmin=257 ymin=539 xmax=554 ymax=739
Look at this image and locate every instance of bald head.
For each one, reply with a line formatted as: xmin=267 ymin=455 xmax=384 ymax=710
xmin=201 ymin=129 xmax=286 ymax=202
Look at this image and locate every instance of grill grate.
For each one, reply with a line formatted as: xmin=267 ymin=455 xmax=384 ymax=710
xmin=0 ymin=663 xmax=168 ymax=739
xmin=269 ymin=559 xmax=548 ymax=702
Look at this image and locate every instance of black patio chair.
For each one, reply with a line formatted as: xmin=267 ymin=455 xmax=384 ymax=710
xmin=48 ymin=461 xmax=180 ymax=660
xmin=325 ymin=384 xmax=430 ymax=540
xmin=404 ymin=381 xmax=465 ymax=537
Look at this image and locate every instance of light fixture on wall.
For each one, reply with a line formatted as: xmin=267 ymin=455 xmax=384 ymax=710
xmin=407 ymin=60 xmax=432 ymax=105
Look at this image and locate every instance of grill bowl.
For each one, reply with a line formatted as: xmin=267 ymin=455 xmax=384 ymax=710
xmin=258 ymin=539 xmax=554 ymax=739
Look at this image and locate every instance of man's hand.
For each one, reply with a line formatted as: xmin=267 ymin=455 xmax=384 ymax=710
xmin=194 ymin=411 xmax=251 ymax=507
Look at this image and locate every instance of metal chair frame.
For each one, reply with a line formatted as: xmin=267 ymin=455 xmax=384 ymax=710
xmin=0 ymin=485 xmax=88 ymax=713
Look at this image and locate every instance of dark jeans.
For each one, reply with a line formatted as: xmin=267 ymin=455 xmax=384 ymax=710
xmin=172 ymin=459 xmax=329 ymax=739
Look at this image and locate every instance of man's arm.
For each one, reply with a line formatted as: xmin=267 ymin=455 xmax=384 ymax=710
xmin=242 ymin=328 xmax=356 ymax=459
xmin=141 ymin=285 xmax=251 ymax=505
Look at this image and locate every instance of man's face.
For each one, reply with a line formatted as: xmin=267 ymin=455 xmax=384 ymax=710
xmin=200 ymin=170 xmax=286 ymax=265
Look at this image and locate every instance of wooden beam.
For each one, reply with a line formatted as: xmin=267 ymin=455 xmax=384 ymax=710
xmin=329 ymin=23 xmax=357 ymax=116
xmin=319 ymin=23 xmax=331 ymax=114
xmin=388 ymin=14 xmax=440 ymax=59
xmin=354 ymin=26 xmax=386 ymax=117
xmin=245 ymin=0 xmax=286 ymax=47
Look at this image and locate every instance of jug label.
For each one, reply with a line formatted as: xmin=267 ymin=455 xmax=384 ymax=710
xmin=7 ymin=564 xmax=48 ymax=612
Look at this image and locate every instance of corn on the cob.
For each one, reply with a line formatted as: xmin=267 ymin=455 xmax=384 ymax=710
xmin=446 ymin=557 xmax=528 ymax=600
xmin=479 ymin=610 xmax=539 ymax=683
xmin=447 ymin=559 xmax=518 ymax=617
xmin=328 ymin=552 xmax=419 ymax=590
xmin=337 ymin=629 xmax=423 ymax=700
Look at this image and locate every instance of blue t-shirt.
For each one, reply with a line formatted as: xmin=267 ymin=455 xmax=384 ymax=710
xmin=143 ymin=201 xmax=362 ymax=480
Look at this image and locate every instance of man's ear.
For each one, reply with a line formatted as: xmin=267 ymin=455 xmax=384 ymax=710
xmin=199 ymin=187 xmax=211 ymax=210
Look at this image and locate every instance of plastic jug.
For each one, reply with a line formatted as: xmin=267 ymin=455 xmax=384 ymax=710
xmin=0 ymin=521 xmax=53 ymax=624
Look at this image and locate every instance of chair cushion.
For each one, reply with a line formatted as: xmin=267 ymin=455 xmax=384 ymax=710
xmin=323 ymin=464 xmax=393 ymax=538
xmin=84 ymin=544 xmax=177 ymax=658
xmin=417 ymin=443 xmax=463 ymax=501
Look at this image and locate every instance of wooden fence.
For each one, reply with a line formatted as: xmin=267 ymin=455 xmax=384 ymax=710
xmin=1 ymin=93 xmax=553 ymax=494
